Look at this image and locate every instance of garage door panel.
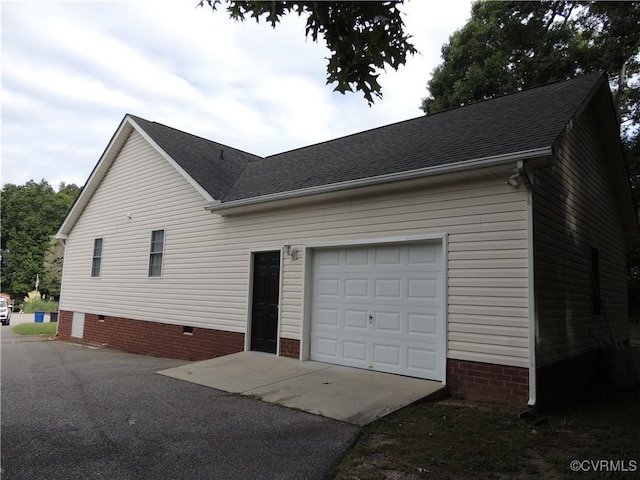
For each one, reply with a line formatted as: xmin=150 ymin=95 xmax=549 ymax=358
xmin=316 ymin=308 xmax=339 ymax=327
xmin=409 ymin=244 xmax=439 ymax=265
xmin=346 ymin=249 xmax=369 ymax=265
xmin=316 ymin=275 xmax=443 ymax=306
xmin=311 ymin=243 xmax=445 ymax=381
xmin=344 ymin=309 xmax=368 ymax=330
xmin=313 ymin=304 xmax=443 ymax=338
xmin=407 ymin=348 xmax=439 ymax=377
xmin=375 ymin=246 xmax=402 ymax=265
xmin=374 ymin=312 xmax=401 ymax=332
xmin=317 ymin=278 xmax=340 ymax=296
xmin=408 ymin=312 xmax=439 ymax=336
xmin=317 ymin=276 xmax=443 ymax=294
xmin=345 ymin=278 xmax=369 ymax=297
xmin=315 ymin=246 xmax=443 ymax=270
xmin=315 ymin=336 xmax=338 ymax=357
xmin=409 ymin=279 xmax=438 ymax=300
xmin=343 ymin=341 xmax=367 ymax=362
xmin=316 ymin=250 xmax=341 ymax=266
xmin=374 ymin=279 xmax=402 ymax=298
xmin=373 ymin=344 xmax=401 ymax=366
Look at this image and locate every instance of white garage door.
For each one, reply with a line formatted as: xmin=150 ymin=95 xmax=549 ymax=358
xmin=310 ymin=243 xmax=445 ymax=381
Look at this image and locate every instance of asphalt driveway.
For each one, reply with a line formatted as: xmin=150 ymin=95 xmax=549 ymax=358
xmin=0 ymin=327 xmax=359 ymax=480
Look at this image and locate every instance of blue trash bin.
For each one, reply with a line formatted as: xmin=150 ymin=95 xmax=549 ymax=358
xmin=34 ymin=311 xmax=44 ymax=323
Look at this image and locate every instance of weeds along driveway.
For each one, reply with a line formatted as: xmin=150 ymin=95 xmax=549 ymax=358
xmin=0 ymin=331 xmax=359 ymax=480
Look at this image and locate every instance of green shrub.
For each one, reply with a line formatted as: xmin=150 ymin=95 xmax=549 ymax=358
xmin=22 ymin=298 xmax=58 ymax=313
xmin=22 ymin=290 xmax=58 ymax=313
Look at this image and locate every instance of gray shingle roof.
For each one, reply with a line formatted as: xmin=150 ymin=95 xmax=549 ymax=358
xmin=128 ymin=115 xmax=261 ymax=200
xmin=132 ymin=72 xmax=604 ymax=202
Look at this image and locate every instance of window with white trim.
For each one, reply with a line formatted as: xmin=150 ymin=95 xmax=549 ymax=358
xmin=91 ymin=238 xmax=103 ymax=277
xmin=148 ymin=229 xmax=165 ymax=277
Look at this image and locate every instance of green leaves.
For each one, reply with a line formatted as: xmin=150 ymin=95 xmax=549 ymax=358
xmin=0 ymin=180 xmax=79 ymax=299
xmin=200 ymin=1 xmax=417 ymax=105
xmin=41 ymin=238 xmax=65 ymax=297
xmin=421 ymin=0 xmax=640 ymax=129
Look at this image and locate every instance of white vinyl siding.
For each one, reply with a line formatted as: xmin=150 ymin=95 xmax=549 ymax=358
xmin=59 ymin=130 xmax=234 ymax=328
xmin=533 ymin=103 xmax=628 ymax=367
xmin=60 ymin=128 xmax=530 ymax=367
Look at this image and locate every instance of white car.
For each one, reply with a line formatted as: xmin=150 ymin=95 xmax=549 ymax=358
xmin=0 ymin=298 xmax=12 ymax=325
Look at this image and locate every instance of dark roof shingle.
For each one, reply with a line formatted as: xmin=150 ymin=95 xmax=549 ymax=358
xmin=128 ymin=115 xmax=261 ymax=200
xmin=131 ymin=73 xmax=604 ymax=202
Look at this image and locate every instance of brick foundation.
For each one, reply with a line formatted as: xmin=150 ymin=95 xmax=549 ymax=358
xmin=279 ymin=338 xmax=300 ymax=359
xmin=57 ymin=310 xmax=244 ymax=361
xmin=58 ymin=310 xmax=73 ymax=338
xmin=447 ymin=359 xmax=529 ymax=407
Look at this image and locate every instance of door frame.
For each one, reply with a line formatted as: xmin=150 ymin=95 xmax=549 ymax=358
xmin=246 ymin=247 xmax=284 ymax=355
xmin=301 ymin=233 xmax=448 ymax=383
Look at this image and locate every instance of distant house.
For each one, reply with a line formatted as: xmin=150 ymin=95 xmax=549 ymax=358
xmin=56 ymin=73 xmax=637 ymax=407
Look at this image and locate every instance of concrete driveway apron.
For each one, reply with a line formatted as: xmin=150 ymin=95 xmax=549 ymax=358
xmin=159 ymin=351 xmax=446 ymax=426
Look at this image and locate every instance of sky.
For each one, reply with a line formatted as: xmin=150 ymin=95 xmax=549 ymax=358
xmin=1 ymin=0 xmax=474 ymax=189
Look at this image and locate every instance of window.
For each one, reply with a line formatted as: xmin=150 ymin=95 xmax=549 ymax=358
xmin=91 ymin=238 xmax=103 ymax=277
xmin=148 ymin=229 xmax=165 ymax=277
xmin=591 ymin=248 xmax=601 ymax=315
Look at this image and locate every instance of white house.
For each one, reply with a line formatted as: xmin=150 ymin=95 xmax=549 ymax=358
xmin=56 ymin=73 xmax=637 ymax=407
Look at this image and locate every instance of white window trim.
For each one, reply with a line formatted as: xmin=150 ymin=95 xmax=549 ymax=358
xmin=91 ymin=237 xmax=104 ymax=278
xmin=148 ymin=229 xmax=166 ymax=278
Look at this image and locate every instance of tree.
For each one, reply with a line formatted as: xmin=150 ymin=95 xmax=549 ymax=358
xmin=420 ymin=0 xmax=640 ymax=136
xmin=0 ymin=180 xmax=80 ymax=300
xmin=199 ymin=1 xmax=417 ymax=104
xmin=41 ymin=238 xmax=65 ymax=299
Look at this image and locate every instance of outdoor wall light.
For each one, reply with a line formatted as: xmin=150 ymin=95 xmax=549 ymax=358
xmin=283 ymin=242 xmax=298 ymax=261
xmin=505 ymin=171 xmax=520 ymax=187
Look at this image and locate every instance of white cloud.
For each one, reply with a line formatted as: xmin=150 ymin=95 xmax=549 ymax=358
xmin=1 ymin=0 xmax=473 ymax=188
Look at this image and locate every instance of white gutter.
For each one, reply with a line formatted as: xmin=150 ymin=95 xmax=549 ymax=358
xmin=207 ymin=147 xmax=553 ymax=214
xmin=518 ymin=159 xmax=538 ymax=408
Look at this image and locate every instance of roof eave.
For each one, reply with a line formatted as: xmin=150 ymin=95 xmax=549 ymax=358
xmin=206 ymin=147 xmax=553 ymax=215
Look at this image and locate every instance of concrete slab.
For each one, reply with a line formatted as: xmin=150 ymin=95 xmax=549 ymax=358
xmin=158 ymin=351 xmax=446 ymax=426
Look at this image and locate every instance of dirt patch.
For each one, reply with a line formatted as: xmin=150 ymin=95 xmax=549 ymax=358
xmin=330 ymin=387 xmax=640 ymax=479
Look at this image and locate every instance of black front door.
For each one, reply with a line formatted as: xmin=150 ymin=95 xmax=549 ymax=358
xmin=250 ymin=251 xmax=280 ymax=353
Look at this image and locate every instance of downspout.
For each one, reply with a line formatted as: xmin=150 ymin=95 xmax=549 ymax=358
xmin=517 ymin=160 xmax=537 ymax=408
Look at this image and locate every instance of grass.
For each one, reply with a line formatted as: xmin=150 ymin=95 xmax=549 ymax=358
xmin=12 ymin=322 xmax=58 ymax=336
xmin=331 ymin=385 xmax=640 ymax=480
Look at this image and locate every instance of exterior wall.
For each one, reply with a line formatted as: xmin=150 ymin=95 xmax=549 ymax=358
xmin=231 ymin=170 xmax=531 ymax=369
xmin=60 ymin=129 xmax=531 ymax=380
xmin=447 ymin=359 xmax=529 ymax=406
xmin=57 ymin=309 xmax=244 ymax=360
xmin=533 ymin=101 xmax=629 ymax=401
xmin=58 ymin=310 xmax=73 ymax=338
xmin=59 ymin=129 xmax=245 ymax=331
xmin=279 ymin=338 xmax=300 ymax=359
